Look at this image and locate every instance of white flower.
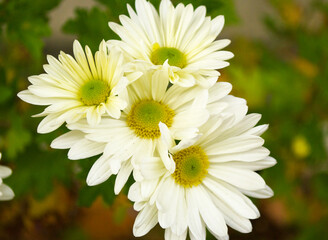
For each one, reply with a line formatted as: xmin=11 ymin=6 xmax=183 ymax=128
xmin=128 ymin=95 xmax=276 ymax=240
xmin=0 ymin=153 xmax=14 ymax=201
xmin=51 ymin=73 xmax=232 ymax=194
xmin=108 ymin=0 xmax=233 ymax=88
xmin=18 ymin=40 xmax=142 ymax=133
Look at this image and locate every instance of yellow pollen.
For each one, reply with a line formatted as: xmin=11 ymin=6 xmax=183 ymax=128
xmin=172 ymin=146 xmax=209 ymax=188
xmin=150 ymin=43 xmax=187 ymax=68
xmin=80 ymin=79 xmax=110 ymax=106
xmin=126 ymin=100 xmax=175 ymax=139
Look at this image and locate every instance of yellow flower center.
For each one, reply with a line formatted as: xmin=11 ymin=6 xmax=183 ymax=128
xmin=126 ymin=100 xmax=175 ymax=139
xmin=80 ymin=79 xmax=110 ymax=106
xmin=172 ymin=146 xmax=209 ymax=188
xmin=150 ymin=43 xmax=187 ymax=68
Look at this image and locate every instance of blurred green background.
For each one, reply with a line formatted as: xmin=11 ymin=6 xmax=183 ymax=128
xmin=0 ymin=0 xmax=328 ymax=239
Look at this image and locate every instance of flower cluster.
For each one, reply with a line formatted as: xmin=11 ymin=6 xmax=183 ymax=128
xmin=18 ymin=0 xmax=275 ymax=239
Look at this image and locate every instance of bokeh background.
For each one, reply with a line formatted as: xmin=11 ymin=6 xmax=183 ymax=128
xmin=1 ymin=0 xmax=328 ymax=239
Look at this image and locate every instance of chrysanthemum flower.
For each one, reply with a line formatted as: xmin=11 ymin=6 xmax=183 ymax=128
xmin=0 ymin=153 xmax=14 ymax=201
xmin=51 ymin=72 xmax=233 ymax=194
xmin=128 ymin=97 xmax=276 ymax=240
xmin=18 ymin=40 xmax=142 ymax=133
xmin=108 ymin=0 xmax=233 ymax=88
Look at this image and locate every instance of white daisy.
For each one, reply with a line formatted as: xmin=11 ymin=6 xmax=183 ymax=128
xmin=51 ymin=73 xmax=233 ymax=194
xmin=128 ymin=96 xmax=276 ymax=240
xmin=0 ymin=153 xmax=14 ymax=201
xmin=108 ymin=0 xmax=233 ymax=88
xmin=18 ymin=40 xmax=142 ymax=133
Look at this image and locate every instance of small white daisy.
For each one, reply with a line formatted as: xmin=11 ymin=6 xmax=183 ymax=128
xmin=18 ymin=40 xmax=142 ymax=133
xmin=51 ymin=73 xmax=233 ymax=194
xmin=0 ymin=153 xmax=14 ymax=201
xmin=108 ymin=0 xmax=233 ymax=88
xmin=128 ymin=96 xmax=276 ymax=240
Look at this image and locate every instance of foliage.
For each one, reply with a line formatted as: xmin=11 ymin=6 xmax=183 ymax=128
xmin=226 ymin=0 xmax=328 ymax=238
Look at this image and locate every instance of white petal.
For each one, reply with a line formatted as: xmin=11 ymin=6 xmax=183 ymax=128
xmin=243 ymin=124 xmax=269 ymax=136
xmin=114 ymin=160 xmax=133 ymax=194
xmin=103 ymin=138 xmax=138 ymax=172
xmin=128 ymin=182 xmax=142 ymax=203
xmin=191 ymin=89 xmax=208 ymax=109
xmin=73 ymin=40 xmax=92 ymax=80
xmin=37 ymin=113 xmax=65 ymax=133
xmin=164 ymin=228 xmax=187 ymax=240
xmin=86 ymin=155 xmax=112 ymax=186
xmin=188 ymin=40 xmax=231 ymax=62
xmin=17 ymin=90 xmax=55 ymax=105
xmin=197 ymin=115 xmax=224 ymax=141
xmin=117 ymin=13 xmax=151 ymax=51
xmin=211 ymin=15 xmax=225 ymax=37
xmin=208 ymin=82 xmax=232 ymax=104
xmin=218 ymin=156 xmax=277 ymax=171
xmin=139 ymin=157 xmax=166 ymax=180
xmin=171 ymin=134 xmax=201 ymax=154
xmin=159 ymin=122 xmax=175 ymax=150
xmin=68 ymin=139 xmax=105 ymax=160
xmin=205 ymin=136 xmax=265 ymax=156
xmin=172 ymin=127 xmax=199 ymax=140
xmin=140 ymin=179 xmax=160 ymax=200
xmin=203 ymin=177 xmax=259 ymax=219
xmin=28 ymin=85 xmax=75 ymax=99
xmin=190 ymin=186 xmax=228 ymax=238
xmin=151 ymin=70 xmax=169 ymax=102
xmin=0 ymin=166 xmax=12 ymax=179
xmin=133 ymin=203 xmax=158 ymax=237
xmin=85 ymin=45 xmax=98 ymax=80
xmin=189 ymin=228 xmax=206 ymax=240
xmin=172 ymin=108 xmax=209 ymax=130
xmin=51 ymin=131 xmax=84 ymax=149
xmin=170 ymin=71 xmax=196 ymax=87
xmin=135 ymin=0 xmax=161 ymax=43
xmin=158 ymin=123 xmax=175 ymax=172
xmin=163 ymin=85 xmax=202 ymax=110
xmin=170 ymin=187 xmax=188 ymax=236
xmin=128 ymin=69 xmax=144 ymax=85
xmin=44 ymin=100 xmax=82 ymax=113
xmin=240 ymin=185 xmax=274 ymax=199
xmin=186 ymin=189 xmax=205 ymax=240
xmin=208 ymin=166 xmax=266 ymax=191
xmin=86 ymin=107 xmax=101 ymax=126
xmin=219 ymin=113 xmax=262 ymax=138
xmin=0 ymin=184 xmax=14 ymax=201
xmin=158 ymin=209 xmax=176 ymax=229
xmin=105 ymin=96 xmax=126 ymax=119
xmin=209 ymin=190 xmax=252 ymax=233
xmin=156 ymin=177 xmax=178 ymax=213
xmin=209 ymin=147 xmax=270 ymax=163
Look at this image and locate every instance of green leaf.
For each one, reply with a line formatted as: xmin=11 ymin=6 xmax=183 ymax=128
xmin=0 ymin=0 xmax=61 ymax=60
xmin=75 ymin=157 xmax=117 ymax=207
xmin=62 ymin=7 xmax=115 ymax=52
xmin=5 ymin=114 xmax=32 ymax=159
xmin=0 ymin=85 xmax=12 ymax=104
xmin=77 ymin=177 xmax=116 ymax=207
xmin=0 ymin=68 xmax=13 ymax=104
xmin=313 ymin=173 xmax=328 ymax=202
xmin=6 ymin=145 xmax=71 ymax=199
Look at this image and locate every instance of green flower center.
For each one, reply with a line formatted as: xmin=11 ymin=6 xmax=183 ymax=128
xmin=150 ymin=45 xmax=187 ymax=68
xmin=172 ymin=146 xmax=209 ymax=188
xmin=80 ymin=79 xmax=110 ymax=106
xmin=127 ymin=100 xmax=175 ymax=139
